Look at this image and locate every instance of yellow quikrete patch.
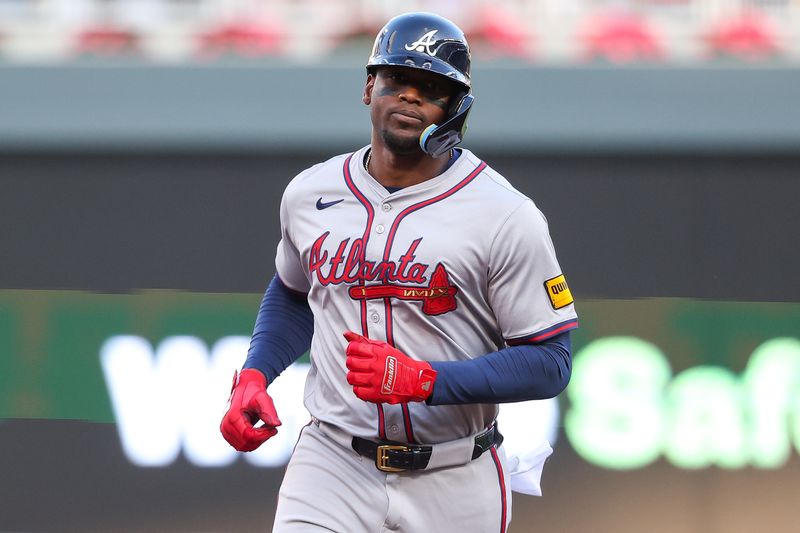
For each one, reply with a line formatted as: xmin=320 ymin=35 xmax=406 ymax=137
xmin=544 ymin=274 xmax=574 ymax=310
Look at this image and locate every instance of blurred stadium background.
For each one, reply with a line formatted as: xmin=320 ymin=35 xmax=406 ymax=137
xmin=1 ymin=1 xmax=800 ymax=532
xmin=1 ymin=0 xmax=800 ymax=63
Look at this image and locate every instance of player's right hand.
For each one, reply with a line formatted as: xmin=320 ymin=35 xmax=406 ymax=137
xmin=220 ymin=368 xmax=282 ymax=452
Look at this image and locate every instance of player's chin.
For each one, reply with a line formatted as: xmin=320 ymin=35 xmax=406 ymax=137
xmin=381 ymin=128 xmax=423 ymax=154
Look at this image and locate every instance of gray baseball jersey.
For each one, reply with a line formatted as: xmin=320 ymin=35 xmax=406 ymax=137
xmin=275 ymin=145 xmax=578 ymax=445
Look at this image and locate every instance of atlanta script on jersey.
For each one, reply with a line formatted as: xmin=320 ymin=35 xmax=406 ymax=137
xmin=275 ymin=146 xmax=578 ymax=445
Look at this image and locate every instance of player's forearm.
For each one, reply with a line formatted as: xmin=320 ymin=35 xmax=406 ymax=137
xmin=243 ymin=274 xmax=313 ymax=382
xmin=427 ymin=331 xmax=572 ymax=405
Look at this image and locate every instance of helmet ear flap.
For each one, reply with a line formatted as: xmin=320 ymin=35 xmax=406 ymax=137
xmin=419 ymin=93 xmax=474 ymax=157
xmin=448 ymin=90 xmax=470 ymax=119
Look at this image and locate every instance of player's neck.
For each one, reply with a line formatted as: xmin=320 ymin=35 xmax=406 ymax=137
xmin=366 ymin=145 xmax=453 ymax=189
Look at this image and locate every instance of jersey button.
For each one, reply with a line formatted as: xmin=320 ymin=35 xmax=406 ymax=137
xmin=370 ymin=313 xmax=380 ymax=323
xmin=382 ymin=203 xmax=392 ymax=212
xmin=375 ymin=224 xmax=385 ymax=234
xmin=389 ymin=424 xmax=400 ymax=434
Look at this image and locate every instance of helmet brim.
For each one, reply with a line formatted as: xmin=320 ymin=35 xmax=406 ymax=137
xmin=366 ymin=55 xmax=470 ymax=91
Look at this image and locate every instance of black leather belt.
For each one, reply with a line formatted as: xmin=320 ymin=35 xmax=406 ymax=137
xmin=351 ymin=424 xmax=503 ymax=473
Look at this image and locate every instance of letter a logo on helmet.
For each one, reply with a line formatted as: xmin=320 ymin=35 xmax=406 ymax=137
xmin=405 ymin=30 xmax=439 ymax=56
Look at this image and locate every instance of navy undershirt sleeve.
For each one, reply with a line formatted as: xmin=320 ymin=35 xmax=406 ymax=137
xmin=427 ymin=331 xmax=572 ymax=405
xmin=243 ymin=275 xmax=314 ymax=383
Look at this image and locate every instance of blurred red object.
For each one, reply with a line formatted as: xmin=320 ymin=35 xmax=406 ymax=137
xmin=76 ymin=26 xmax=139 ymax=56
xmin=705 ymin=11 xmax=780 ymax=61
xmin=473 ymin=6 xmax=532 ymax=58
xmin=582 ymin=13 xmax=663 ymax=63
xmin=197 ymin=21 xmax=283 ymax=59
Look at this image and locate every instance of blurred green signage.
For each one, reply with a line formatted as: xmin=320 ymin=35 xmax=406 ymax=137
xmin=1 ymin=290 xmax=798 ymax=470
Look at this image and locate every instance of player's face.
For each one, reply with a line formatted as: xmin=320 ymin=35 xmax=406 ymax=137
xmin=364 ymin=67 xmax=454 ymax=155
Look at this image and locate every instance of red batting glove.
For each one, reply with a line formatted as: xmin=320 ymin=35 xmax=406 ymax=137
xmin=344 ymin=331 xmax=437 ymax=404
xmin=220 ymin=368 xmax=282 ymax=452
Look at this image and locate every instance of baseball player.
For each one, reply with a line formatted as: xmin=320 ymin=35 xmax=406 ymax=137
xmin=221 ymin=12 xmax=578 ymax=533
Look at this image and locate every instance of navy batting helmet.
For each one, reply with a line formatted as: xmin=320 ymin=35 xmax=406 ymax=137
xmin=367 ymin=12 xmax=474 ymax=157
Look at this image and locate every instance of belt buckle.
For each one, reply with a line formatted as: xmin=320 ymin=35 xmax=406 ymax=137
xmin=376 ymin=444 xmax=410 ymax=473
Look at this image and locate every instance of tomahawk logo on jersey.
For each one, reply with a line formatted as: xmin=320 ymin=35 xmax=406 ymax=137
xmin=309 ymin=233 xmax=459 ymax=316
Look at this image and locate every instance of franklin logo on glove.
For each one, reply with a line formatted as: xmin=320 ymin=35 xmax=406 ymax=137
xmin=382 ymin=356 xmax=397 ymax=394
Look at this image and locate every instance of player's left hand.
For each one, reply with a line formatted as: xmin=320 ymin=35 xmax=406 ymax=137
xmin=343 ymin=331 xmax=437 ymax=404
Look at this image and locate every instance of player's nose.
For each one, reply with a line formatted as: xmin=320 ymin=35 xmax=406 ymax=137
xmin=398 ymin=84 xmax=423 ymax=104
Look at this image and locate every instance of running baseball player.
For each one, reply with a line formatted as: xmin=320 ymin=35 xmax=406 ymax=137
xmin=221 ymin=12 xmax=578 ymax=532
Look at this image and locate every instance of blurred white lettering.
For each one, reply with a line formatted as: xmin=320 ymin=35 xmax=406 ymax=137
xmin=100 ymin=335 xmax=310 ymax=467
xmin=100 ymin=334 xmax=560 ymax=469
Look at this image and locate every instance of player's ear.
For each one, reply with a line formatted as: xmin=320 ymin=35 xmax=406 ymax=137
xmin=363 ymin=73 xmax=375 ymax=105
